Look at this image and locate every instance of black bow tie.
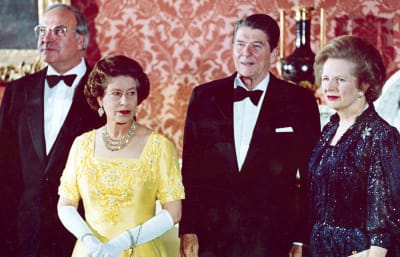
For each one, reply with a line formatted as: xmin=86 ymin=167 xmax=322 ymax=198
xmin=234 ymin=87 xmax=263 ymax=105
xmin=46 ymin=74 xmax=77 ymax=87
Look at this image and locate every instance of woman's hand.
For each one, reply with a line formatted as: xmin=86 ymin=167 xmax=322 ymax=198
xmin=81 ymin=234 xmax=102 ymax=257
xmin=369 ymin=246 xmax=387 ymax=257
xmin=91 ymin=242 xmax=121 ymax=257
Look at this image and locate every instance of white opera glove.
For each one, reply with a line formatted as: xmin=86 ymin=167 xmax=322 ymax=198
xmin=82 ymin=236 xmax=102 ymax=257
xmin=91 ymin=242 xmax=120 ymax=257
xmin=58 ymin=205 xmax=102 ymax=256
xmin=99 ymin=209 xmax=174 ymax=256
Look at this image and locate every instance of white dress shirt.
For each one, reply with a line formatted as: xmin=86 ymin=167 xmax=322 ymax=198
xmin=44 ymin=58 xmax=87 ymax=154
xmin=234 ymin=74 xmax=269 ymax=170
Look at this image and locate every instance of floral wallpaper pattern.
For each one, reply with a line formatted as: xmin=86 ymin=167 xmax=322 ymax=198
xmin=72 ymin=0 xmax=400 ymax=155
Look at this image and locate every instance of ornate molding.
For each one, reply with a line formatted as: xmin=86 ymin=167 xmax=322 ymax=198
xmin=0 ymin=50 xmax=44 ymax=82
xmin=0 ymin=0 xmax=71 ymax=82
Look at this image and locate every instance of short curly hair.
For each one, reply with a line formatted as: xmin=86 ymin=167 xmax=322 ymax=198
xmin=314 ymin=35 xmax=386 ymax=103
xmin=84 ymin=55 xmax=150 ymax=110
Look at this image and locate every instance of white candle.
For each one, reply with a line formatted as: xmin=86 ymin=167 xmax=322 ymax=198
xmin=320 ymin=8 xmax=326 ymax=49
xmin=279 ymin=9 xmax=285 ymax=59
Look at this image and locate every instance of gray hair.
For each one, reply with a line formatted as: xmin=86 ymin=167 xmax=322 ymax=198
xmin=46 ymin=3 xmax=90 ymax=49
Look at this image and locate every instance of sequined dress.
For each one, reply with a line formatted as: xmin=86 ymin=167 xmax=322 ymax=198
xmin=308 ymin=105 xmax=400 ymax=257
xmin=58 ymin=130 xmax=185 ymax=257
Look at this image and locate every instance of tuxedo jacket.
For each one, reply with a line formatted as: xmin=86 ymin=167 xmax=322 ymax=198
xmin=0 ymin=66 xmax=104 ymax=257
xmin=179 ymin=73 xmax=321 ymax=257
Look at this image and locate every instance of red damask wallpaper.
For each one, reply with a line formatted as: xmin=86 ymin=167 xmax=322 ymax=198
xmin=72 ymin=0 xmax=400 ymax=155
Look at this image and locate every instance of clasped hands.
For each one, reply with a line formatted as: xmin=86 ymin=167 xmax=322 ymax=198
xmin=83 ymin=233 xmax=129 ymax=257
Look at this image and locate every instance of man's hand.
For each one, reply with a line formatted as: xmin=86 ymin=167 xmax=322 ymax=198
xmin=180 ymin=233 xmax=199 ymax=257
xmin=289 ymin=244 xmax=302 ymax=257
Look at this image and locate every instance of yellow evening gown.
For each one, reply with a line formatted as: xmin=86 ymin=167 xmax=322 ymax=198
xmin=58 ymin=130 xmax=185 ymax=257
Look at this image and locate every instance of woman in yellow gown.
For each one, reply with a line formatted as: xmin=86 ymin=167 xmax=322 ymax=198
xmin=57 ymin=55 xmax=185 ymax=257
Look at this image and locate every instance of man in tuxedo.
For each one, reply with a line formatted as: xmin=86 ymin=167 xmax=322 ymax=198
xmin=0 ymin=4 xmax=104 ymax=257
xmin=179 ymin=14 xmax=320 ymax=257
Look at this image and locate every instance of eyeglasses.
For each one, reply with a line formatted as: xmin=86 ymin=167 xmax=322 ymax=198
xmin=105 ymin=89 xmax=137 ymax=101
xmin=34 ymin=25 xmax=76 ymax=38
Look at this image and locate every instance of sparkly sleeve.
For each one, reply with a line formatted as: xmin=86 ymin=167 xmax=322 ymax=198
xmin=155 ymin=134 xmax=185 ymax=204
xmin=58 ymin=135 xmax=83 ymax=202
xmin=366 ymin=127 xmax=400 ymax=248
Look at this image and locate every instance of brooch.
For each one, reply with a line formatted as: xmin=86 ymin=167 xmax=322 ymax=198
xmin=361 ymin=127 xmax=371 ymax=140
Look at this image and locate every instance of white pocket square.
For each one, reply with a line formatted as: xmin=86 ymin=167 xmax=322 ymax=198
xmin=275 ymin=126 xmax=294 ymax=133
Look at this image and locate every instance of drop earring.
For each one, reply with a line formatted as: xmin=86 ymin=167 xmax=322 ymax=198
xmin=98 ymin=106 xmax=104 ymax=117
xmin=358 ymin=92 xmax=363 ymax=99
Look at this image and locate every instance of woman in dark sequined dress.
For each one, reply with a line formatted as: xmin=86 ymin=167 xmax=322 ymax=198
xmin=308 ymin=35 xmax=400 ymax=257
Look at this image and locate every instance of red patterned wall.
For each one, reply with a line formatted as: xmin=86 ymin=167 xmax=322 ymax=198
xmin=72 ymin=0 xmax=400 ymax=155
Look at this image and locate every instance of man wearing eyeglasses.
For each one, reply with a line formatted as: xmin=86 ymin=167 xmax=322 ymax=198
xmin=0 ymin=3 xmax=104 ymax=257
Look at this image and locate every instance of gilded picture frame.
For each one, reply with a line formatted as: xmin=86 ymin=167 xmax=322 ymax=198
xmin=0 ymin=0 xmax=71 ymax=82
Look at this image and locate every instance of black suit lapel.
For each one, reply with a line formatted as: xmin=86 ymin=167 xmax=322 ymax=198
xmin=214 ymin=79 xmax=235 ymax=122
xmin=213 ymin=75 xmax=240 ymax=172
xmin=210 ymin=74 xmax=238 ymax=171
xmin=251 ymin=75 xmax=283 ymax=140
xmin=25 ymin=70 xmax=47 ymax=164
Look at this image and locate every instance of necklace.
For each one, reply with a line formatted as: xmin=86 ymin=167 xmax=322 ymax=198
xmin=102 ymin=122 xmax=136 ymax=151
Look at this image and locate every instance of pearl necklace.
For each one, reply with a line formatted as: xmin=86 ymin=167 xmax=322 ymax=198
xmin=102 ymin=122 xmax=136 ymax=151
